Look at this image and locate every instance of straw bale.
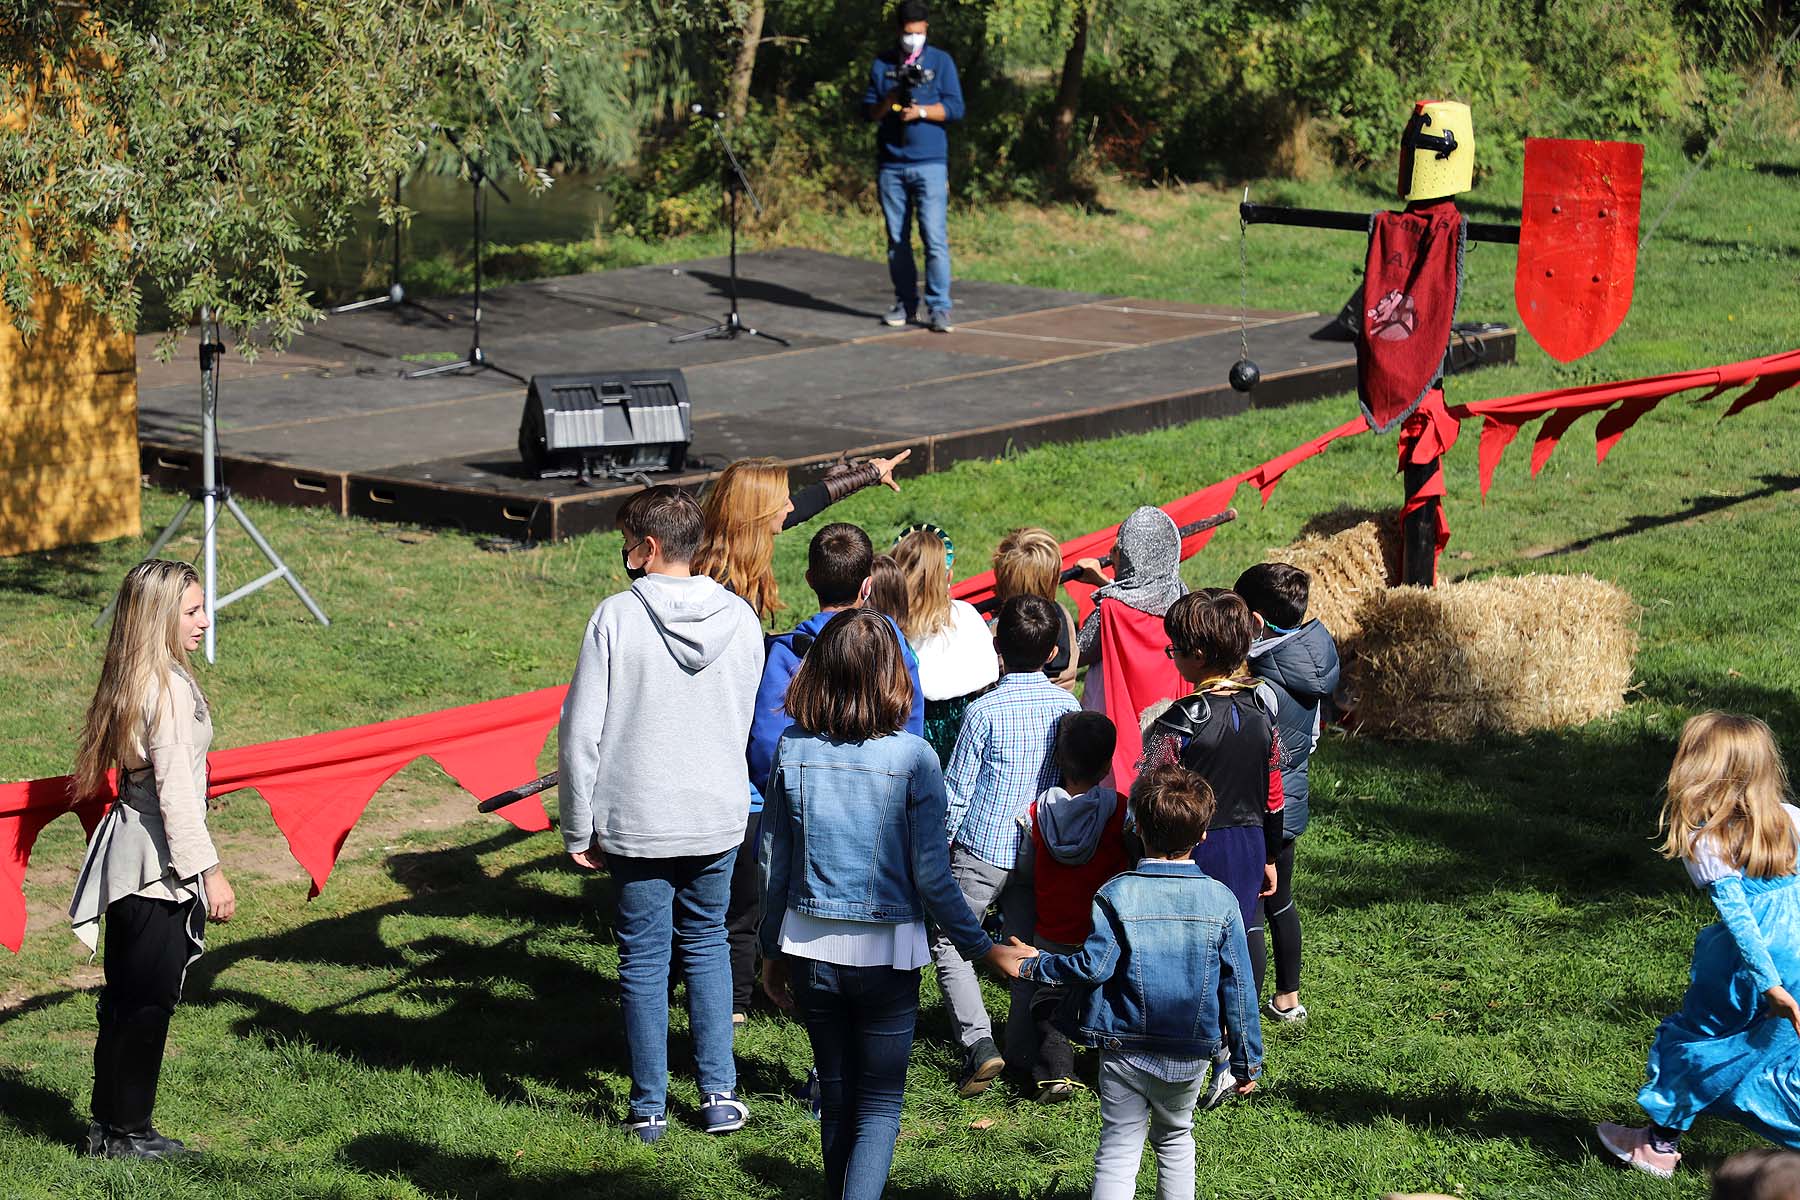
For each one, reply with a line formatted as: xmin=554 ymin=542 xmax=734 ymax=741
xmin=1343 ymin=574 xmax=1638 ymax=740
xmin=1265 ymin=513 xmax=1401 ymax=642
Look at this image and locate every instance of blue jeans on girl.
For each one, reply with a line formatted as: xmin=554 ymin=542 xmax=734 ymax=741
xmin=795 ymin=959 xmax=920 ymax=1200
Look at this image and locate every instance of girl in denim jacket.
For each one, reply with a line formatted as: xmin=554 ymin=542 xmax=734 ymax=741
xmin=1006 ymin=763 xmax=1262 ymax=1200
xmin=758 ymin=609 xmax=1030 ymax=1200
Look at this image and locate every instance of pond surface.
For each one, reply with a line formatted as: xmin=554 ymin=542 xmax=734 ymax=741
xmin=299 ymin=169 xmax=613 ymax=304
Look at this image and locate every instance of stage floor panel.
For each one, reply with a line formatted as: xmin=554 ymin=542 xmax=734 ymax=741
xmin=137 ymin=249 xmax=1514 ymax=539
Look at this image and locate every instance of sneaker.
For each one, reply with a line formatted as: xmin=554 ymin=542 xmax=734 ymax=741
xmin=698 ymin=1089 xmax=749 ymax=1134
xmin=624 ymin=1113 xmax=667 ymax=1144
xmin=1595 ymin=1122 xmax=1680 ymax=1179
xmin=881 ymin=302 xmax=912 ymax=327
xmin=732 ymin=1011 xmax=748 ymax=1030
xmin=955 ymin=1037 xmax=1006 ymax=1098
xmin=99 ymin=1127 xmax=195 ymax=1159
xmin=1200 ymin=1056 xmax=1236 ymax=1111
xmin=1263 ymin=998 xmax=1308 ymax=1024
xmin=925 ymin=307 xmax=954 ymax=334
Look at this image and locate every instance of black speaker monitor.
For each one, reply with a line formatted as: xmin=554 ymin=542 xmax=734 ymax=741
xmin=519 ymin=370 xmax=693 ymax=480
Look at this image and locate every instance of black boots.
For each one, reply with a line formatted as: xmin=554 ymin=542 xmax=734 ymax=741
xmin=85 ymin=1120 xmax=197 ymax=1160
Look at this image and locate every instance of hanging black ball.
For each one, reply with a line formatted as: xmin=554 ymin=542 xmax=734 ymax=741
xmin=1228 ymin=359 xmax=1261 ymax=393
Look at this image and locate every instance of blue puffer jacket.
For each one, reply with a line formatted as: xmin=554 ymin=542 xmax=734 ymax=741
xmin=1026 ymin=859 xmax=1263 ymax=1073
xmin=1247 ymin=619 xmax=1340 ymax=838
xmin=757 ymin=727 xmax=992 ymax=961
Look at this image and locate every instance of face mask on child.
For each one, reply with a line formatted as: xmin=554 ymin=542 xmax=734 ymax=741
xmin=900 ymin=32 xmax=926 ymax=55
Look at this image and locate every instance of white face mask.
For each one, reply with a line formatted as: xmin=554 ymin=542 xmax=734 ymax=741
xmin=900 ymin=32 xmax=926 ymax=54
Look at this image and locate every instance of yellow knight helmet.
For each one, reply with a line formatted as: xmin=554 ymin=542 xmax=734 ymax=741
xmin=1398 ymin=100 xmax=1474 ymax=202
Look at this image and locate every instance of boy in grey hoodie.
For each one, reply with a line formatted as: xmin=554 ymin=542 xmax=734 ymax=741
xmin=559 ymin=485 xmax=766 ymax=1144
xmin=1234 ymin=562 xmax=1341 ymax=1026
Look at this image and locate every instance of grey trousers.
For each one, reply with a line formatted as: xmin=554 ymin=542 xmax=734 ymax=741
xmin=1091 ymin=1052 xmax=1206 ymax=1200
xmin=928 ymin=844 xmax=1035 ymax=1062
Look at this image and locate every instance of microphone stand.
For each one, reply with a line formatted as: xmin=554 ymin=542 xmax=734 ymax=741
xmin=330 ymin=172 xmax=452 ymax=322
xmin=672 ymin=109 xmax=789 ymax=347
xmin=409 ymin=131 xmax=526 ymax=382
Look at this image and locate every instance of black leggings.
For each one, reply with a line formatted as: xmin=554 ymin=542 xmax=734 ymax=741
xmin=93 ymin=895 xmax=196 ymax=1133
xmin=1264 ymin=838 xmax=1301 ymax=996
xmin=724 ymin=814 xmax=762 ymax=1014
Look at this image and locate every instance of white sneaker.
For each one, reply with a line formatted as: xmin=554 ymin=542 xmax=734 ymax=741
xmin=1263 ymin=998 xmax=1308 ymax=1023
xmin=1200 ymin=1058 xmax=1236 ymax=1110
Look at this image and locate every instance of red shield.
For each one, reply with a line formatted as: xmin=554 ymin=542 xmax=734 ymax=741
xmin=1514 ymin=138 xmax=1644 ymax=362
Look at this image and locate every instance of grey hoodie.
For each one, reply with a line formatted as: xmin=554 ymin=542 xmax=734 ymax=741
xmin=1247 ymin=618 xmax=1341 ymax=838
xmin=558 ymin=572 xmax=765 ymax=858
xmin=1031 ymin=784 xmax=1121 ymax=865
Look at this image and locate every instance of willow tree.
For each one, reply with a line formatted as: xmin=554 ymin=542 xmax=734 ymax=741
xmin=0 ymin=0 xmax=616 ymax=350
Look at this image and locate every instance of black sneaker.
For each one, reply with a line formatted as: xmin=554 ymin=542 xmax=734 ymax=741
xmin=100 ymin=1126 xmax=195 ymax=1160
xmin=623 ymin=1113 xmax=667 ymax=1144
xmin=955 ymin=1037 xmax=1006 ymax=1098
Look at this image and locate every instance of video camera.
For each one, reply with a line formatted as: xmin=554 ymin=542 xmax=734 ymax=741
xmin=891 ymin=61 xmax=927 ymax=109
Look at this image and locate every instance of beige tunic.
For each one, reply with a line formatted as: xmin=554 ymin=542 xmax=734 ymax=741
xmin=69 ymin=667 xmax=217 ymax=952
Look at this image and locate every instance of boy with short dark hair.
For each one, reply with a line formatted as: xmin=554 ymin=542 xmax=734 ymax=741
xmin=1007 ymin=763 xmax=1262 ymax=1200
xmin=933 ymin=593 xmax=1079 ymax=1096
xmin=1013 ymin=709 xmax=1124 ymax=1101
xmin=1233 ymin=562 xmax=1340 ymax=1026
xmin=731 ymin=522 xmax=925 ymax=1020
xmin=559 ymin=485 xmax=766 ymax=1143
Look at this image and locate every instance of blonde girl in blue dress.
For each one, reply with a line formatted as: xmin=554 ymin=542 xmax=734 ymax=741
xmin=1598 ymin=712 xmax=1800 ymax=1178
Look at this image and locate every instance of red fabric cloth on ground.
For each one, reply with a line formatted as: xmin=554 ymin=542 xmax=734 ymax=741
xmin=0 ymin=686 xmax=564 ymax=951
xmin=1358 ymin=201 xmax=1465 ymax=433
xmin=1096 ymin=602 xmax=1188 ymax=795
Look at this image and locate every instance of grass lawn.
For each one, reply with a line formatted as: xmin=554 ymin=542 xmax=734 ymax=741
xmin=1 ymin=131 xmax=1798 ymax=1196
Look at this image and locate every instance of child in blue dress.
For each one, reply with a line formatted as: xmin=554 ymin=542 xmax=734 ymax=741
xmin=1598 ymin=711 xmax=1800 ymax=1178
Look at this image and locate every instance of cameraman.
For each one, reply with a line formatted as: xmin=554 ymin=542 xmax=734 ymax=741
xmin=862 ymin=0 xmax=963 ymax=333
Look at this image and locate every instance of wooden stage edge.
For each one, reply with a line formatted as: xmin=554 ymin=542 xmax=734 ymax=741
xmin=141 ymin=331 xmax=1515 ymax=543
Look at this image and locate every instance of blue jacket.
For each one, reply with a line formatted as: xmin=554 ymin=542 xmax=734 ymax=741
xmin=862 ymin=45 xmax=963 ymax=164
xmin=1026 ymin=859 xmax=1263 ymax=1073
xmin=757 ymin=727 xmax=993 ymax=961
xmin=1247 ymin=618 xmax=1340 ymax=838
xmin=747 ymin=610 xmax=924 ymax=813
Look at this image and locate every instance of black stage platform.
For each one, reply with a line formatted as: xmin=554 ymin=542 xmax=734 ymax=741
xmin=138 ymin=249 xmax=1514 ymax=540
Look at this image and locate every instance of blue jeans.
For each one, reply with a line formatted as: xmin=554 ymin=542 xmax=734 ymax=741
xmin=877 ymin=162 xmax=951 ymax=314
xmin=609 ymin=847 xmax=738 ymax=1119
xmin=795 ymin=959 xmax=920 ymax=1200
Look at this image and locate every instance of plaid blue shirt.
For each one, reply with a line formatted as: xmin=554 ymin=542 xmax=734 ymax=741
xmin=944 ymin=672 xmax=1081 ymax=869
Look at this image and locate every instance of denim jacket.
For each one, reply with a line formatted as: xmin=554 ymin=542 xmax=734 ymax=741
xmin=1025 ymin=859 xmax=1263 ymax=1073
xmin=758 ymin=727 xmax=993 ymax=961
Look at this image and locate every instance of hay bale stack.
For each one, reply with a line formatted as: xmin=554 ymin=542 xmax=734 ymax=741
xmin=1344 ymin=574 xmax=1638 ymax=740
xmin=1266 ymin=515 xmax=1401 ymax=641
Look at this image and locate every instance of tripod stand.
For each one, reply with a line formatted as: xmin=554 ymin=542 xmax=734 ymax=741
xmin=97 ymin=310 xmax=330 ymax=661
xmin=330 ymin=173 xmax=451 ymax=321
xmin=409 ymin=132 xmax=525 ymax=382
xmin=672 ymin=109 xmax=789 ymax=347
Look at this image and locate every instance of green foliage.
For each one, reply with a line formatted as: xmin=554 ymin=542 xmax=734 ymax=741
xmin=0 ymin=0 xmax=613 ymax=349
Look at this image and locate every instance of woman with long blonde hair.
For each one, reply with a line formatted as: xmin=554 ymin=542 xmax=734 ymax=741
xmin=1597 ymin=712 xmax=1800 ymax=1176
xmin=893 ymin=525 xmax=997 ymax=763
xmin=694 ymin=451 xmax=911 ymax=623
xmin=992 ymin=527 xmax=1078 ymax=690
xmin=68 ymin=559 xmax=236 ymax=1161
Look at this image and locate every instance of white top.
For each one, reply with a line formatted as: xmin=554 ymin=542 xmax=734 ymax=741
xmin=1685 ymin=803 xmax=1800 ymax=887
xmin=778 ymin=909 xmax=932 ymax=969
xmin=912 ymin=599 xmax=1001 ymax=702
